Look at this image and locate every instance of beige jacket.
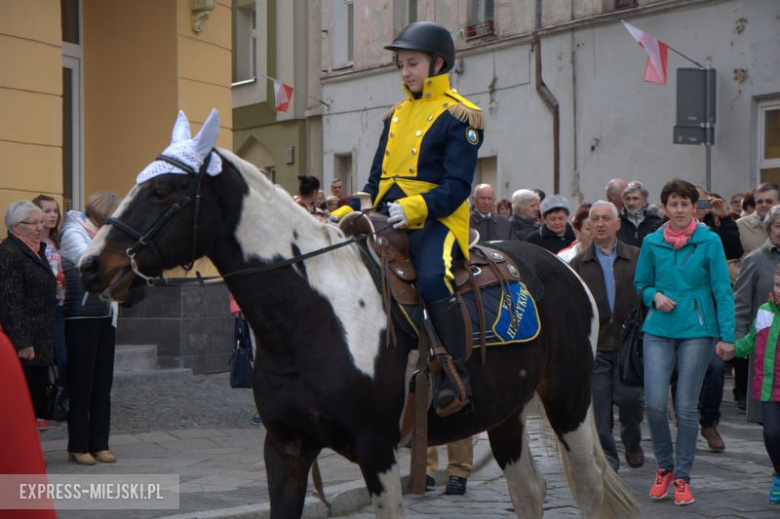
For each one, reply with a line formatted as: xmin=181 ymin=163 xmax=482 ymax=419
xmin=737 ymin=212 xmax=768 ymax=255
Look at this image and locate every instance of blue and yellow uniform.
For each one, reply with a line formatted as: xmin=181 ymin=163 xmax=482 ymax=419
xmin=335 ymin=73 xmax=483 ymax=302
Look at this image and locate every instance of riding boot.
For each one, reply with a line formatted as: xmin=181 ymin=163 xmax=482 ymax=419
xmin=427 ymin=295 xmax=471 ymax=416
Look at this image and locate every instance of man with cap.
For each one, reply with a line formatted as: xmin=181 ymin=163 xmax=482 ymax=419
xmin=527 ymin=194 xmax=576 ymax=253
xmin=329 ymin=21 xmax=483 ymax=417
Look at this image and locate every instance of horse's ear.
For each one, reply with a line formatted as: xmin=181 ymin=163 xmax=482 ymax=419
xmin=171 ymin=111 xmax=192 ymax=144
xmin=192 ymin=109 xmax=219 ymax=159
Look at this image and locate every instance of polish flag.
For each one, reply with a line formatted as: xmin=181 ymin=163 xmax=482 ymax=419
xmin=622 ymin=21 xmax=668 ymax=86
xmin=273 ymin=80 xmax=293 ymax=112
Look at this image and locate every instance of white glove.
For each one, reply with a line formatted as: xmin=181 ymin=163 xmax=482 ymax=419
xmin=387 ymin=202 xmax=408 ymax=229
xmin=329 ymin=214 xmax=341 ymax=224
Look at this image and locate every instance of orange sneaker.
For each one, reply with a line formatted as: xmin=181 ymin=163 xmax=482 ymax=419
xmin=649 ymin=469 xmax=674 ymax=499
xmin=673 ymin=478 xmax=694 ymax=506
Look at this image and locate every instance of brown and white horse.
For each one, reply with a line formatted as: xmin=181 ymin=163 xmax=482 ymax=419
xmin=79 ymin=110 xmax=639 ymax=519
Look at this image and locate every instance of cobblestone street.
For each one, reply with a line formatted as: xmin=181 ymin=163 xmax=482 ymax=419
xmin=36 ymin=371 xmax=780 ymax=518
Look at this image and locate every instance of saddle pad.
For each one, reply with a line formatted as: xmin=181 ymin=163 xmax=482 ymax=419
xmin=397 ymin=281 xmax=541 ymax=348
xmin=462 ymin=281 xmax=541 ymax=347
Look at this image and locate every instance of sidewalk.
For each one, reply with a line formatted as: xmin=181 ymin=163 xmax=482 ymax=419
xmin=39 ymin=372 xmax=777 ymax=518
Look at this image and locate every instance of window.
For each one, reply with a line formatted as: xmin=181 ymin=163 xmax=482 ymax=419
xmin=466 ymin=0 xmax=494 ymax=39
xmin=603 ymin=0 xmax=637 ymax=12
xmin=759 ymin=102 xmax=780 ymax=184
xmin=334 ymin=153 xmax=354 ymax=194
xmin=233 ymin=4 xmax=257 ymax=84
xmin=394 ymin=0 xmax=417 ymax=33
xmin=472 ymin=156 xmax=497 ymax=189
xmin=62 ymin=0 xmax=82 ymax=210
xmin=331 ymin=0 xmax=355 ymax=69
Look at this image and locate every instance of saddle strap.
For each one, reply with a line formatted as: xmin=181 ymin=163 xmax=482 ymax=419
xmin=474 ymin=248 xmax=518 ymax=332
xmin=379 ymin=238 xmax=396 ymax=348
xmin=468 ymin=267 xmax=488 ymax=366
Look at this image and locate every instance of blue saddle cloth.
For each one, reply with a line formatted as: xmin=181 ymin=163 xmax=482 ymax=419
xmin=398 ymin=281 xmax=541 ymax=347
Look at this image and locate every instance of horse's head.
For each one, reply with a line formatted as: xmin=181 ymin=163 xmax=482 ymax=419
xmin=80 ymin=109 xmax=230 ymax=300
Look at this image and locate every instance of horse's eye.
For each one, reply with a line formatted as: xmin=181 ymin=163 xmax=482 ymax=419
xmin=150 ymin=187 xmax=170 ymax=200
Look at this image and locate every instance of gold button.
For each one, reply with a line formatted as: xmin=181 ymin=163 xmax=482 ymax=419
xmin=409 ymin=167 xmax=415 ymax=173
xmin=443 ymin=103 xmax=449 ymax=107
xmin=392 ymin=117 xmax=399 ymax=123
xmin=427 ymin=115 xmax=433 ymax=121
xmin=389 ymin=132 xmax=395 ymax=138
xmin=382 ymin=169 xmax=387 ymax=174
xmin=426 ymin=80 xmax=432 ymax=86
xmin=411 ymin=148 xmax=417 ymax=155
xmin=385 ymin=150 xmax=390 ymax=156
xmin=415 ymin=130 xmax=422 ymax=136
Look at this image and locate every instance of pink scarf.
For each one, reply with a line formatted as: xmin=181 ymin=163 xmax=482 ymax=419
xmin=662 ymin=218 xmax=697 ymax=250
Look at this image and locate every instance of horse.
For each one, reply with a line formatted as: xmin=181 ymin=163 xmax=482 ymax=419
xmin=79 ymin=110 xmax=640 ymax=519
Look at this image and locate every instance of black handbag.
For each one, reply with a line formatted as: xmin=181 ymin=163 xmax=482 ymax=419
xmin=229 ymin=317 xmax=254 ymax=388
xmin=42 ymin=367 xmax=69 ymax=421
xmin=619 ymin=288 xmax=648 ymax=388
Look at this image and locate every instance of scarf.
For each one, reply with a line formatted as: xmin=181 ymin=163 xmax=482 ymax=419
xmin=11 ymin=231 xmax=42 ymax=255
xmin=662 ymin=218 xmax=697 ymax=250
xmin=77 ymin=214 xmax=99 ymax=238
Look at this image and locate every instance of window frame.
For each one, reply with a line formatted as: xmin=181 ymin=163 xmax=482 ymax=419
xmin=466 ymin=0 xmax=495 ymax=40
xmin=233 ymin=3 xmax=257 ymax=86
xmin=759 ymin=100 xmax=780 ymax=183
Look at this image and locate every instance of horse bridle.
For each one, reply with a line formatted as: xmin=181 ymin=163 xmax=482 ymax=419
xmin=104 ymin=152 xmax=211 ymax=294
xmin=101 ymin=152 xmax=386 ymax=298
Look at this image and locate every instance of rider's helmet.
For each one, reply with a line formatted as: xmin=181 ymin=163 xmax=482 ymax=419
xmin=384 ymin=22 xmax=455 ymax=75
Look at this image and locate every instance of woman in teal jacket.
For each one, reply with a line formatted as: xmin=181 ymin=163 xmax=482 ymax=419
xmin=634 ymin=179 xmax=734 ymax=506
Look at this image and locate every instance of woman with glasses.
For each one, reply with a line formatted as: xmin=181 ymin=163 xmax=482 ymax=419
xmin=0 ymin=200 xmax=57 ymax=431
xmin=60 ymin=191 xmax=122 ymax=466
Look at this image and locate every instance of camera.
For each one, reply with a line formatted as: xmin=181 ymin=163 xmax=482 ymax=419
xmin=696 ymin=199 xmax=711 ymax=210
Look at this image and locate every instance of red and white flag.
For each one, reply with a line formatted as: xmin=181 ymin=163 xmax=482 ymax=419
xmin=273 ymin=80 xmax=293 ymax=112
xmin=622 ymin=21 xmax=668 ymax=85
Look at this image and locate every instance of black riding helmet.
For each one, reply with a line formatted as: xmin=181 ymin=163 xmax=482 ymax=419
xmin=385 ymin=22 xmax=455 ymax=75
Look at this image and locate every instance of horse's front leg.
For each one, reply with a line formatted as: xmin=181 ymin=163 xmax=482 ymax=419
xmin=357 ymin=441 xmax=405 ymax=519
xmin=264 ymin=430 xmax=320 ymax=519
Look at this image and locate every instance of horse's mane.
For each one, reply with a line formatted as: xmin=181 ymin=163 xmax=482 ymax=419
xmin=216 ymin=149 xmax=365 ymax=278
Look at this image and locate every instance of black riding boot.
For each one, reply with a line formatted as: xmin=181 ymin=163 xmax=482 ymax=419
xmin=427 ymin=295 xmax=471 ymax=413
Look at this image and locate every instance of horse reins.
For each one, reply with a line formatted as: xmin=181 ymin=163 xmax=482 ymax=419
xmin=103 ymin=157 xmax=392 ymax=297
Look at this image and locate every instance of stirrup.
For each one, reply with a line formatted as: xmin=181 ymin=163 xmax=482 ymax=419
xmin=433 ymin=355 xmax=471 ymax=418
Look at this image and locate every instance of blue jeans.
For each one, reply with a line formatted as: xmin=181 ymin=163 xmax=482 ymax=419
xmin=644 ymin=334 xmax=714 ymax=482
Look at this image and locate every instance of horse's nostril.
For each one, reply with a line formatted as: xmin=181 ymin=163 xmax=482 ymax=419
xmin=79 ymin=256 xmax=99 ymax=280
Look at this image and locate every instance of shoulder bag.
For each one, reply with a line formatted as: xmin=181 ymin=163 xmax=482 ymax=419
xmin=619 ymin=288 xmax=648 ymax=388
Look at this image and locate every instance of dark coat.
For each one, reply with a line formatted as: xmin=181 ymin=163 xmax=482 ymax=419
xmin=0 ymin=233 xmax=57 ymax=366
xmin=527 ymin=224 xmax=576 ymax=254
xmin=470 ymin=212 xmax=511 ymax=243
xmin=702 ymin=213 xmax=744 ymax=260
xmin=570 ymin=241 xmax=640 ymax=352
xmin=509 ymin=215 xmax=540 ymax=241
xmin=617 ymin=209 xmax=662 ymax=247
xmin=62 ymin=258 xmax=111 ymax=319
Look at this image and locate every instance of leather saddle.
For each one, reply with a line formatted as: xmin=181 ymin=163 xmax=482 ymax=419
xmin=339 ymin=211 xmax=526 ymax=360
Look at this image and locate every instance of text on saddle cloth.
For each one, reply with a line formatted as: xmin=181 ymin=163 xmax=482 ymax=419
xmin=398 ymin=281 xmax=541 ymax=348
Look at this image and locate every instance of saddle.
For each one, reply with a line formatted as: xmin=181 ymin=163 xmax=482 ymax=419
xmin=339 ymin=211 xmax=525 ymax=361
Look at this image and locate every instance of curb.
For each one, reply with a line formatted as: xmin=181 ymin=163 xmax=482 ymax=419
xmin=159 ymin=440 xmax=495 ymax=519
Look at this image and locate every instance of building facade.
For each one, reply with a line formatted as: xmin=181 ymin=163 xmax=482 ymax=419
xmin=1 ymin=0 xmax=235 ymax=373
xmin=319 ymin=0 xmax=780 ymax=204
xmin=232 ymin=0 xmax=323 ymax=195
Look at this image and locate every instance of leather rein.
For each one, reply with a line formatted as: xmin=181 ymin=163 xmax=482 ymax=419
xmin=102 ymin=155 xmax=385 ymax=298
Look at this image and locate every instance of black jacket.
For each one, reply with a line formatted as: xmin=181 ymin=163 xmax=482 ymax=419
xmin=509 ymin=215 xmax=540 ymax=241
xmin=62 ymin=258 xmax=112 ymax=319
xmin=702 ymin=213 xmax=744 ymax=260
xmin=527 ymin=224 xmax=576 ymax=254
xmin=0 ymin=233 xmax=57 ymax=366
xmin=469 ymin=212 xmax=511 ymax=243
xmin=618 ymin=209 xmax=662 ymax=247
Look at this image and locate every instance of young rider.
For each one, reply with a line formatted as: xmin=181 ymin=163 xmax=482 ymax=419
xmin=332 ymin=22 xmax=484 ymax=416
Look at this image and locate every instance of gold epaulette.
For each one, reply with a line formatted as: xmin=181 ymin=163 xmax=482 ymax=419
xmin=382 ymin=100 xmax=406 ymax=121
xmin=445 ymin=91 xmax=484 ymax=130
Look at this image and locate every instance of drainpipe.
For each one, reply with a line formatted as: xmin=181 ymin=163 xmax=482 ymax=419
xmin=533 ymin=0 xmax=560 ymax=194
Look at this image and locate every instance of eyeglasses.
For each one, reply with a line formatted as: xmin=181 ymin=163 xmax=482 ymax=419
xmin=756 ymin=199 xmax=776 ymax=205
xmin=19 ymin=220 xmax=45 ymax=227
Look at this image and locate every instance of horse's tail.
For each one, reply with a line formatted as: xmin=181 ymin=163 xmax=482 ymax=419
xmin=558 ymin=404 xmax=642 ymax=519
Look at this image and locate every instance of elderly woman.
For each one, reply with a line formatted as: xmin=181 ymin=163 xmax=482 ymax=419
xmin=732 ymin=204 xmax=780 ymax=424
xmin=0 ymin=201 xmax=57 ymax=430
xmin=634 ymin=179 xmax=734 ymax=506
xmin=61 ymin=191 xmax=121 ymax=466
xmin=509 ymin=189 xmax=540 ymax=241
xmin=527 ymin=195 xmax=576 ymax=253
xmin=557 ymin=203 xmax=593 ymax=263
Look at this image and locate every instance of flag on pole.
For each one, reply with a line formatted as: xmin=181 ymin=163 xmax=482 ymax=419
xmin=622 ymin=21 xmax=668 ymax=85
xmin=273 ymin=80 xmax=294 ymax=112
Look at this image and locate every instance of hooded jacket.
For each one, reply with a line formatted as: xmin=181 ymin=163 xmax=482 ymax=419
xmin=634 ymin=222 xmax=735 ymax=343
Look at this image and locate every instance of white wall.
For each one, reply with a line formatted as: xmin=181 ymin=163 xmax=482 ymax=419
xmin=321 ymin=0 xmax=780 ymax=206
